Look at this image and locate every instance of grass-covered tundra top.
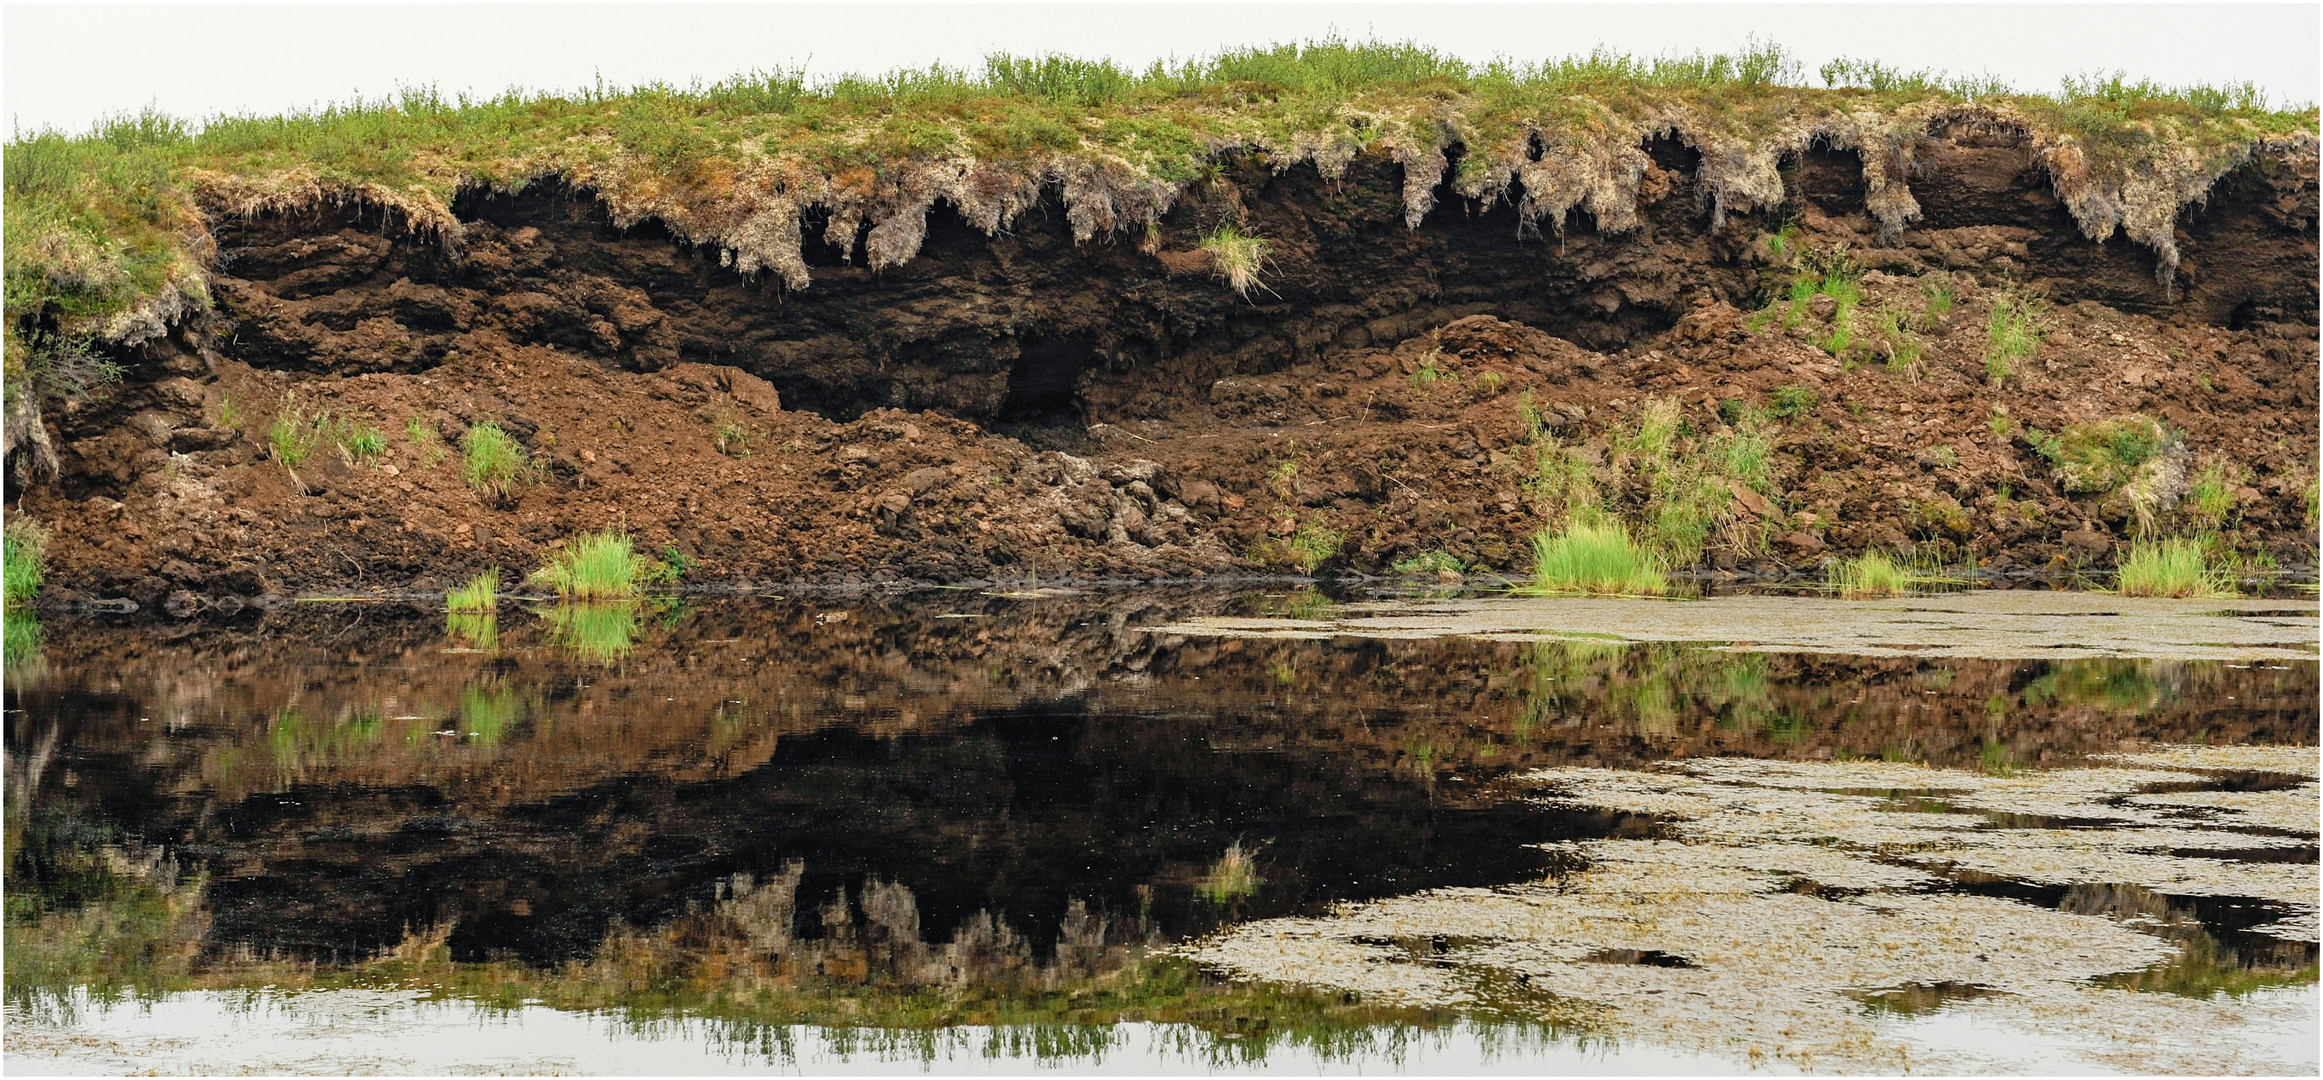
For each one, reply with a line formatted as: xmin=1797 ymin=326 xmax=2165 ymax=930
xmin=4 ymin=37 xmax=2315 ymax=381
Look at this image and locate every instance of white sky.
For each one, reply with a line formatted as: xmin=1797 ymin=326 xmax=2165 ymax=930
xmin=4 ymin=3 xmax=2317 ymax=135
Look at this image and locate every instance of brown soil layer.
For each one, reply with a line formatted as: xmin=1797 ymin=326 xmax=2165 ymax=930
xmin=12 ymin=137 xmax=2318 ymax=605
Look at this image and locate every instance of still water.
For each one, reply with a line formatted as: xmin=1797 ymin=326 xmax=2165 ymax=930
xmin=4 ymin=587 xmax=2316 ymax=1074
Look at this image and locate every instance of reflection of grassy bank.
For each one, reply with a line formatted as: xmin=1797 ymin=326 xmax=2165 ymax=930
xmin=445 ymin=609 xmax=497 ymax=651
xmin=4 ymin=609 xmax=45 ymax=684
xmin=2 ymin=871 xmax=1580 ymax=1068
xmin=542 ymin=601 xmax=643 ymax=664
xmin=1517 ymin=640 xmax=1782 ymax=741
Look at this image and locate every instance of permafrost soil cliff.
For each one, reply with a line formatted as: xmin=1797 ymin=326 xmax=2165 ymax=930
xmin=4 ymin=53 xmax=2317 ymax=605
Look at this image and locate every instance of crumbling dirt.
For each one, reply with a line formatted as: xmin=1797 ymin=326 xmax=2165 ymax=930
xmin=11 ymin=137 xmax=2317 ymax=604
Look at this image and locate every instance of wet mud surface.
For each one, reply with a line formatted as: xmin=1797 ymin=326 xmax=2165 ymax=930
xmin=4 ymin=587 xmax=2317 ymax=1072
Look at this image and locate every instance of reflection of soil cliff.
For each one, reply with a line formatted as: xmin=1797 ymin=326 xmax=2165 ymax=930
xmin=7 ymin=593 xmax=2315 ymax=972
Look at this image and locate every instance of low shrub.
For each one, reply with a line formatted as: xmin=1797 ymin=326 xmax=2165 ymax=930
xmin=2030 ymin=415 xmax=2170 ymax=493
xmin=1390 ymin=550 xmax=1465 ymax=575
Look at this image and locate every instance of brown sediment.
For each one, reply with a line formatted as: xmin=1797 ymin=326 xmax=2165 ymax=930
xmin=6 ymin=120 xmax=2318 ymax=599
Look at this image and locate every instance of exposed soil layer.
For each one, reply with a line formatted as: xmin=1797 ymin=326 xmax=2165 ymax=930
xmin=11 ymin=138 xmax=2319 ymax=603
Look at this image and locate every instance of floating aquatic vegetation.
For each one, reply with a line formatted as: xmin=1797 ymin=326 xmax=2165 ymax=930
xmin=2124 ymin=786 xmax=2321 ymax=832
xmin=1141 ymin=592 xmax=2320 ymax=662
xmin=2099 ymin=743 xmax=2321 ymax=778
xmin=1180 ymin=749 xmax=2319 ymax=1073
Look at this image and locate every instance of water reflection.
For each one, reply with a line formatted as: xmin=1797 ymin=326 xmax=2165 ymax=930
xmin=3 ymin=612 xmax=43 ymax=687
xmin=445 ymin=609 xmax=497 ymax=653
xmin=543 ymin=601 xmax=644 ymax=665
xmin=5 ymin=591 xmax=2316 ymax=1070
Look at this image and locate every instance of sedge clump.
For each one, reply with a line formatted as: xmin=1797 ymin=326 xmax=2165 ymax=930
xmin=529 ymin=531 xmax=670 ymax=599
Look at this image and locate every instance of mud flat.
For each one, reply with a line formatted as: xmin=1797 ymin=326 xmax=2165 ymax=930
xmin=1144 ymin=590 xmax=2322 ymax=661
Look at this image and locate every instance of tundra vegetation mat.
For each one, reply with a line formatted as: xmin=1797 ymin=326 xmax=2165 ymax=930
xmin=4 ymin=587 xmax=2316 ymax=1072
xmin=1 ymin=41 xmax=2318 ymax=601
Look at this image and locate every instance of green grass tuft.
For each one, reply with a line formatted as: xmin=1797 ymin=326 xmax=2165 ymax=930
xmin=266 ymin=405 xmax=319 ymax=471
xmin=1768 ymin=385 xmax=1818 ymax=421
xmin=1921 ymin=279 xmax=1955 ymax=324
xmin=337 ymin=423 xmax=387 ymax=463
xmin=446 ymin=567 xmax=498 ymax=612
xmin=529 ymin=531 xmax=659 ymax=599
xmin=1409 ymin=350 xmax=1447 ymax=390
xmin=1273 ymin=519 xmax=1343 ymax=575
xmin=1626 ymin=396 xmax=1683 ymax=459
xmin=1873 ymin=302 xmax=1923 ymax=373
xmin=1983 ymin=291 xmax=2044 ymax=383
xmin=4 ymin=518 xmax=49 ymax=610
xmin=2186 ymin=463 xmax=2236 ymax=528
xmin=714 ymin=420 xmax=751 ymax=457
xmin=1829 ymin=550 xmax=1930 ymax=598
xmin=2116 ymin=536 xmax=2233 ymax=598
xmin=1526 ymin=517 xmax=1669 ymax=596
xmin=460 ymin=421 xmax=531 ymax=496
xmin=1710 ymin=422 xmax=1775 ymax=493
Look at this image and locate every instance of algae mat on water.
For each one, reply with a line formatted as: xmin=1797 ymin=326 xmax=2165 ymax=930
xmin=1143 ymin=591 xmax=2321 ymax=661
xmin=1179 ymin=745 xmax=2320 ymax=1074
